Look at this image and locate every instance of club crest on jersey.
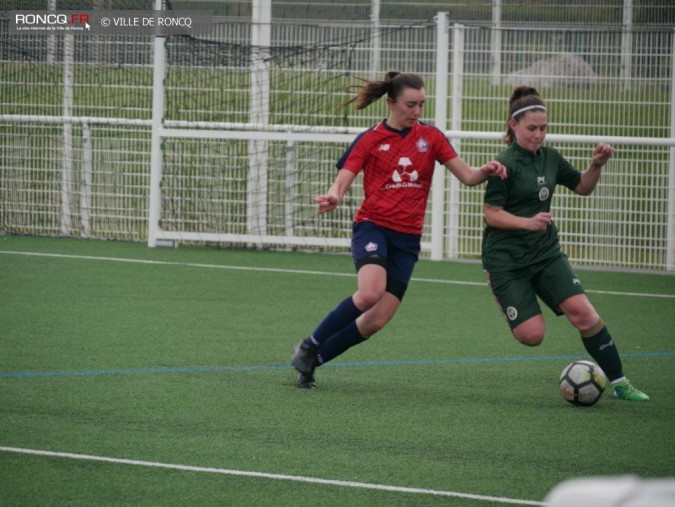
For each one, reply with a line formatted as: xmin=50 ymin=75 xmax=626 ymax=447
xmin=392 ymin=157 xmax=418 ymax=183
xmin=416 ymin=138 xmax=429 ymax=153
xmin=365 ymin=242 xmax=378 ymax=252
xmin=538 ymin=187 xmax=550 ymax=201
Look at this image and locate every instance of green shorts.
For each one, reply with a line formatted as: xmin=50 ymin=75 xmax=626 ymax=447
xmin=484 ymin=254 xmax=586 ymax=330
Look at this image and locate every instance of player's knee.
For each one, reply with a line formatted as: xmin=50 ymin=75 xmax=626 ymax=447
xmin=570 ymin=309 xmax=600 ymax=333
xmin=359 ymin=320 xmax=383 ymax=337
xmin=561 ymin=295 xmax=598 ymax=331
xmin=513 ymin=320 xmax=545 ymax=346
xmin=353 ymin=288 xmax=385 ymax=310
xmin=357 ymin=313 xmax=392 ymax=338
xmin=516 ymin=333 xmax=544 ymax=347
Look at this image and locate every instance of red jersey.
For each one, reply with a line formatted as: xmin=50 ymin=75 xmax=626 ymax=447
xmin=337 ymin=120 xmax=458 ymax=235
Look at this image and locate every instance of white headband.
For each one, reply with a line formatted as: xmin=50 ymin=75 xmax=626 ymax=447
xmin=511 ymin=105 xmax=546 ymax=118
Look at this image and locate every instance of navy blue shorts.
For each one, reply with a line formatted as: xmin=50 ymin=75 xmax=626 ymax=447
xmin=351 ymin=221 xmax=421 ymax=300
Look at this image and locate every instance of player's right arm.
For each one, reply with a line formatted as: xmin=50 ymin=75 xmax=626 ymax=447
xmin=315 ymin=168 xmax=358 ymax=213
xmin=484 ymin=204 xmax=552 ymax=231
xmin=443 ymin=158 xmax=507 ymax=186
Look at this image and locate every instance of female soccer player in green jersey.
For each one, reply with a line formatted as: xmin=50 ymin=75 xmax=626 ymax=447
xmin=482 ymin=86 xmax=649 ymax=401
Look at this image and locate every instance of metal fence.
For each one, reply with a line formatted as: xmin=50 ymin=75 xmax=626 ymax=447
xmin=0 ymin=2 xmax=673 ymax=269
xmin=166 ymin=0 xmax=675 ymax=27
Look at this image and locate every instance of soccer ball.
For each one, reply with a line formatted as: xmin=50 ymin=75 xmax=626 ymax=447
xmin=559 ymin=360 xmax=608 ymax=406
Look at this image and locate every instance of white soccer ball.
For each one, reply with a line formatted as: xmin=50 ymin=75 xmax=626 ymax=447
xmin=559 ymin=360 xmax=608 ymax=406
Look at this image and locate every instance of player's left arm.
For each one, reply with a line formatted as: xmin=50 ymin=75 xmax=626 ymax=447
xmin=443 ymin=157 xmax=507 ymax=186
xmin=574 ymin=143 xmax=613 ymax=196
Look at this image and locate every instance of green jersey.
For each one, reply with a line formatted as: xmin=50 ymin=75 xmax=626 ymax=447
xmin=482 ymin=143 xmax=582 ymax=271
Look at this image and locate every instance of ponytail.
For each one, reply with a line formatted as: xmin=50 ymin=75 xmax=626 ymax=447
xmin=343 ymin=71 xmax=425 ymax=110
xmin=503 ymin=86 xmax=547 ymax=144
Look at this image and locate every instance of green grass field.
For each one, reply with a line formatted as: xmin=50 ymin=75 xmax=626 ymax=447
xmin=1 ymin=236 xmax=673 ymax=506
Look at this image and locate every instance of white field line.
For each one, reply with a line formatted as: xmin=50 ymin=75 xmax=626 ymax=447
xmin=0 ymin=446 xmax=546 ymax=506
xmin=1 ymin=250 xmax=673 ymax=299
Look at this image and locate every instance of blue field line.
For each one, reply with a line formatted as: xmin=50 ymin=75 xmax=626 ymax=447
xmin=1 ymin=351 xmax=672 ymax=379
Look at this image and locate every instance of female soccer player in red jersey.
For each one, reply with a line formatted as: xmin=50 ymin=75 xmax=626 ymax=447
xmin=291 ymin=71 xmax=507 ymax=388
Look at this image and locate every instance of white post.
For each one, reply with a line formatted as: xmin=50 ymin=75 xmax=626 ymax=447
xmin=148 ymin=0 xmax=166 ymax=247
xmin=667 ymin=28 xmax=675 ymax=271
xmin=61 ymin=34 xmax=74 ymax=235
xmin=370 ymin=0 xmax=381 ymax=79
xmin=620 ymin=0 xmax=633 ymax=92
xmin=81 ymin=122 xmax=92 ymax=238
xmin=431 ymin=12 xmax=449 ymax=261
xmin=47 ymin=0 xmax=56 ymax=64
xmin=490 ymin=0 xmax=502 ymax=86
xmin=247 ymin=0 xmax=271 ymax=238
xmin=284 ymin=140 xmax=296 ymax=239
xmin=446 ymin=23 xmax=465 ymax=260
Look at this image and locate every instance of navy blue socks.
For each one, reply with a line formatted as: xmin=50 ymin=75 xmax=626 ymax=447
xmin=302 ymin=296 xmax=365 ymax=365
xmin=304 ymin=296 xmax=363 ymax=348
xmin=317 ymin=321 xmax=365 ymax=365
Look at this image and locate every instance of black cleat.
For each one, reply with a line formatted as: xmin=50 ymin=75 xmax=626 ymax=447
xmin=297 ymin=370 xmax=316 ymax=389
xmin=292 ymin=340 xmax=317 ymax=375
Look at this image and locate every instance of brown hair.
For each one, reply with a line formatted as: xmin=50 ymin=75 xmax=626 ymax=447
xmin=343 ymin=71 xmax=425 ymax=110
xmin=503 ymin=86 xmax=547 ymax=144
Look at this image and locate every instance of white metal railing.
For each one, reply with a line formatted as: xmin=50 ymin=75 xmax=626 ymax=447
xmin=1 ymin=114 xmax=673 ymax=269
xmin=1 ymin=6 xmax=674 ymax=271
xmin=145 ymin=11 xmax=675 ymax=270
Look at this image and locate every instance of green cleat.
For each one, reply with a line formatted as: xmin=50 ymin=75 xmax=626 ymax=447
xmin=613 ymin=379 xmax=650 ymax=401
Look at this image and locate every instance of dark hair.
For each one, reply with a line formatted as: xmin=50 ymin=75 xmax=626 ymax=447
xmin=343 ymin=71 xmax=425 ymax=110
xmin=503 ymin=86 xmax=547 ymax=144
